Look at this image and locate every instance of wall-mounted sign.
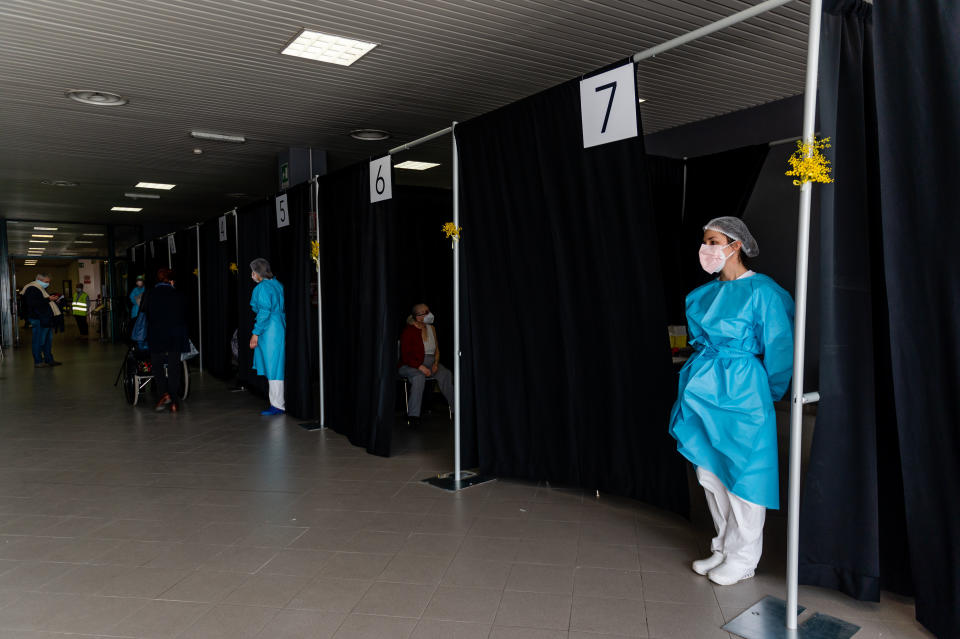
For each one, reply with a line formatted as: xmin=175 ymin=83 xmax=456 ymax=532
xmin=218 ymin=216 xmax=228 ymax=241
xmin=370 ymin=156 xmax=393 ymax=203
xmin=276 ymin=194 xmax=290 ymax=228
xmin=579 ymin=62 xmax=639 ymax=149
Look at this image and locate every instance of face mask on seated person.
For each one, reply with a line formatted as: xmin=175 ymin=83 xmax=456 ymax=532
xmin=37 ymin=280 xmax=50 ymax=289
xmin=423 ymin=312 xmax=435 ymax=325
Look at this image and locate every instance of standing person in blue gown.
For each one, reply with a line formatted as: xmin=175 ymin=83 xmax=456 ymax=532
xmin=669 ymin=216 xmax=795 ymax=586
xmin=248 ymin=258 xmax=286 ymax=416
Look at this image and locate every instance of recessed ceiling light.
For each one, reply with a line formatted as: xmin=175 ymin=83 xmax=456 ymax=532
xmin=82 ymin=233 xmax=105 ymax=237
xmin=190 ymin=130 xmax=246 ymax=143
xmin=281 ymin=29 xmax=377 ymax=66
xmin=193 ymin=147 xmax=203 ymax=155
xmin=125 ymin=192 xmax=161 ymax=200
xmin=65 ymin=89 xmax=128 ymax=106
xmin=29 ymin=240 xmax=49 ymax=243
xmin=395 ymin=161 xmax=441 ymax=171
xmin=31 ymin=234 xmax=54 ymax=238
xmin=34 ymin=226 xmax=59 ymax=231
xmin=41 ymin=179 xmax=77 ymax=187
xmin=135 ymin=182 xmax=176 ymax=190
xmin=638 ymin=98 xmax=647 ymax=104
xmin=111 ymin=206 xmax=143 ymax=212
xmin=350 ymin=129 xmax=391 ymax=141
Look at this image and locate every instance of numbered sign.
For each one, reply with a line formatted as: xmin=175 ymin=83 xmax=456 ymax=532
xmin=370 ymin=156 xmax=393 ymax=203
xmin=168 ymin=234 xmax=176 ymax=254
xmin=218 ymin=216 xmax=228 ymax=242
xmin=276 ymin=194 xmax=290 ymax=228
xmin=579 ymin=62 xmax=639 ymax=149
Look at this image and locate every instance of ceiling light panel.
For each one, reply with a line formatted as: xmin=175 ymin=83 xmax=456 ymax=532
xmin=395 ymin=161 xmax=441 ymax=171
xmin=29 ymin=239 xmax=49 ymax=243
xmin=111 ymin=206 xmax=143 ymax=212
xmin=83 ymin=233 xmax=105 ymax=237
xmin=135 ymin=182 xmax=176 ymax=190
xmin=31 ymin=234 xmax=54 ymax=238
xmin=34 ymin=227 xmax=58 ymax=231
xmin=281 ymin=29 xmax=377 ymax=66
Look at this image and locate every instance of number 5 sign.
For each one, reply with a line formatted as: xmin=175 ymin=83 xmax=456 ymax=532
xmin=369 ymin=156 xmax=393 ymax=203
xmin=276 ymin=194 xmax=289 ymax=228
xmin=579 ymin=62 xmax=639 ymax=149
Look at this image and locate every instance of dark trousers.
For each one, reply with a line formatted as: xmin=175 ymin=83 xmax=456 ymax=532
xmin=74 ymin=315 xmax=88 ymax=336
xmin=151 ymin=351 xmax=182 ymax=401
xmin=28 ymin=320 xmax=53 ymax=364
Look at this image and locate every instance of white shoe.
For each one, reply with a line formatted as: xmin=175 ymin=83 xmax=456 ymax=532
xmin=708 ymin=561 xmax=755 ymax=586
xmin=691 ymin=552 xmax=725 ymax=576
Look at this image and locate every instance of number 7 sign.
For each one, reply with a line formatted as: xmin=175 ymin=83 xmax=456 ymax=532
xmin=579 ymin=62 xmax=639 ymax=149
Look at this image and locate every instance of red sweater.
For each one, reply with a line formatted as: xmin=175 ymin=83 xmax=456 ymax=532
xmin=399 ymin=324 xmax=426 ymax=369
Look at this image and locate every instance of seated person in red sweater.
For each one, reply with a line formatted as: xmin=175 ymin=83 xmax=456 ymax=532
xmin=399 ymin=303 xmax=454 ymax=426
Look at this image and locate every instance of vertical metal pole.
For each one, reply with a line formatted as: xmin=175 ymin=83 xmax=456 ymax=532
xmin=107 ymin=225 xmax=117 ymax=343
xmin=313 ymin=178 xmax=325 ymax=427
xmin=0 ymin=220 xmax=13 ymax=350
xmin=452 ymin=122 xmax=462 ymax=481
xmin=786 ymin=0 xmax=823 ymax=629
xmin=196 ymin=226 xmax=203 ymax=373
xmin=167 ymin=236 xmax=173 ymax=269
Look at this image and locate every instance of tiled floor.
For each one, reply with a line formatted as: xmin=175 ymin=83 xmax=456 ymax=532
xmin=0 ymin=339 xmax=932 ymax=638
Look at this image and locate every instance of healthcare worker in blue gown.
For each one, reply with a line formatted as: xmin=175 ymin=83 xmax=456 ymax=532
xmin=669 ymin=216 xmax=794 ymax=586
xmin=248 ymin=258 xmax=286 ymax=416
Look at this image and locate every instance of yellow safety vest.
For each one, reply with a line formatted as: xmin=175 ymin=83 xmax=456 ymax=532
xmin=72 ymin=292 xmax=89 ymax=316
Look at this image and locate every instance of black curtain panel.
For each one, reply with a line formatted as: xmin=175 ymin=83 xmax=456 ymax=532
xmin=873 ymin=0 xmax=960 ymax=634
xmin=800 ymin=0 xmax=908 ymax=602
xmin=456 ymin=74 xmax=688 ymax=514
xmin=800 ymin=1 xmax=960 ymax=636
xmin=143 ymin=239 xmax=161 ymax=286
xmin=171 ymin=229 xmax=200 ymax=348
xmin=317 ymin=164 xmax=397 ymax=456
xmin=199 ymin=219 xmax=235 ymax=379
xmin=680 ymin=144 xmax=769 ymax=295
xmin=267 ymin=182 xmax=317 ymax=420
xmin=645 ymin=155 xmax=687 ymax=325
xmin=236 ymin=202 xmax=272 ymax=399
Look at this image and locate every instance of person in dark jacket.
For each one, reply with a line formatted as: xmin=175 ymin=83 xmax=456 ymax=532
xmin=145 ymin=268 xmax=189 ymax=412
xmin=398 ymin=303 xmax=454 ymax=427
xmin=21 ymin=273 xmax=63 ymax=368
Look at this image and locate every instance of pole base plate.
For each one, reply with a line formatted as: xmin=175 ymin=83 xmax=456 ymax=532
xmin=299 ymin=422 xmax=326 ymax=431
xmin=724 ymin=596 xmax=859 ymax=639
xmin=421 ymin=471 xmax=495 ymax=492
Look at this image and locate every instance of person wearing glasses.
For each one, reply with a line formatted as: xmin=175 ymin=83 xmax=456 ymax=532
xmin=399 ymin=303 xmax=454 ymax=427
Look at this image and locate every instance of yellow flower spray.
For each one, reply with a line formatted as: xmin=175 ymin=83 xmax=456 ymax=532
xmin=310 ymin=240 xmax=319 ymax=267
xmin=229 ymin=262 xmax=238 ymax=273
xmin=442 ymin=222 xmax=462 ymax=242
xmin=786 ymin=136 xmax=833 ymax=186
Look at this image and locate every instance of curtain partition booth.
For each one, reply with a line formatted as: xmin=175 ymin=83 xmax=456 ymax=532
xmin=199 ymin=218 xmax=237 ymax=379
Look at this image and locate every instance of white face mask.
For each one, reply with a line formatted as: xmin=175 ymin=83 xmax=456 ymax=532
xmin=422 ymin=312 xmax=435 ymax=325
xmin=699 ymin=242 xmax=736 ymax=274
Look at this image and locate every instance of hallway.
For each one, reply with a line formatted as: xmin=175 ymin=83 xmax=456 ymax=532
xmin=0 ymin=343 xmax=928 ymax=638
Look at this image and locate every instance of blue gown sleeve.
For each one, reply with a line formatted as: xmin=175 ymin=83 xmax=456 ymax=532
xmin=251 ymin=284 xmax=272 ymax=336
xmin=759 ymin=285 xmax=795 ymax=401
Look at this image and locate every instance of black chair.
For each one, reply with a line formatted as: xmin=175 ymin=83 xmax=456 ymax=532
xmin=397 ymin=340 xmax=452 ymax=421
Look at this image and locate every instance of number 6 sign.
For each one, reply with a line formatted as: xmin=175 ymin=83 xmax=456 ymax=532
xmin=579 ymin=62 xmax=639 ymax=149
xmin=369 ymin=156 xmax=393 ymax=203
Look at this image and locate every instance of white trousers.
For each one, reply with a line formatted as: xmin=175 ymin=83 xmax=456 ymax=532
xmin=697 ymin=467 xmax=766 ymax=570
xmin=268 ymin=380 xmax=285 ymax=410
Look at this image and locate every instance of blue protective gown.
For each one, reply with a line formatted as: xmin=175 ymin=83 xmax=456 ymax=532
xmin=251 ymin=278 xmax=286 ymax=381
xmin=668 ymin=273 xmax=794 ymax=509
xmin=129 ymin=286 xmax=145 ymax=318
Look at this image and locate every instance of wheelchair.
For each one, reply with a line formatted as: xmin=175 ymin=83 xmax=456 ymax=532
xmin=115 ymin=346 xmax=190 ymax=406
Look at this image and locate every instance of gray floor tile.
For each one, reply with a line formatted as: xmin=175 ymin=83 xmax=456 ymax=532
xmin=319 ymin=552 xmax=393 ymax=579
xmin=410 ymin=619 xmax=492 ymax=639
xmin=423 ymin=586 xmax=503 ymax=624
xmin=255 ymin=609 xmax=346 ymax=638
xmin=506 ymin=563 xmax=576 ymax=595
xmin=570 ymin=596 xmax=647 ymax=637
xmin=158 ymin=570 xmax=250 ymax=603
xmin=577 ymin=543 xmax=641 ymax=571
xmin=223 ymin=572 xmax=312 ymax=607
xmin=379 ymin=553 xmax=451 ymax=585
xmin=332 ymin=613 xmax=417 ymax=639
xmin=642 ymin=572 xmax=720 ymax=605
xmin=442 ymin=556 xmax=512 ymax=589
xmin=353 ymin=581 xmax=436 ymax=617
xmin=645 ymin=601 xmax=728 ymax=639
xmin=494 ymin=591 xmax=572 ymax=630
xmin=288 ymin=577 xmax=373 ymax=612
xmin=179 ymin=603 xmax=278 ymax=639
xmin=574 ymin=567 xmax=644 ymax=600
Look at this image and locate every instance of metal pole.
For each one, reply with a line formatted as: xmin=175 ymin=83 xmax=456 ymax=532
xmin=452 ymin=122 xmax=462 ymax=482
xmin=633 ymin=0 xmax=794 ymax=62
xmin=786 ymin=0 xmax=823 ymax=629
xmin=389 ymin=127 xmax=454 ymax=155
xmin=195 ymin=225 xmax=203 ymax=373
xmin=313 ymin=176 xmax=325 ymax=427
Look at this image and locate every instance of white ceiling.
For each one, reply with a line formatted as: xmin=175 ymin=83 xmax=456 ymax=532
xmin=0 ymin=0 xmax=810 ymax=226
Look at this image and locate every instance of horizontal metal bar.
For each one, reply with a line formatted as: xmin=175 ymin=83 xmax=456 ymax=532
xmin=633 ymin=0 xmax=795 ymax=62
xmin=801 ymin=391 xmax=820 ymax=405
xmin=389 ymin=126 xmax=453 ymax=155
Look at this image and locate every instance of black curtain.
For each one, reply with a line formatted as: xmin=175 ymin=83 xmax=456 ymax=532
xmin=873 ymin=0 xmax=960 ymax=634
xmin=171 ymin=229 xmax=199 ymax=348
xmin=457 ymin=73 xmax=688 ymax=514
xmin=199 ymin=219 xmax=236 ymax=379
xmin=801 ymin=1 xmax=960 ymax=636
xmin=645 ymin=156 xmax=686 ymax=325
xmin=680 ymin=145 xmax=769 ymax=295
xmin=237 ymin=202 xmax=272 ymax=399
xmin=143 ymin=239 xmax=161 ymax=286
xmin=317 ymin=164 xmax=397 ymax=456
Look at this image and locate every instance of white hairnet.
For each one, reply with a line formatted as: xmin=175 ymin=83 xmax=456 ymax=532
xmin=703 ymin=216 xmax=759 ymax=257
